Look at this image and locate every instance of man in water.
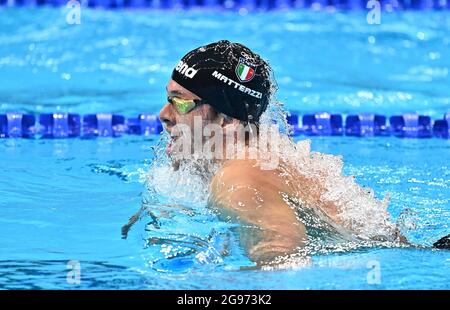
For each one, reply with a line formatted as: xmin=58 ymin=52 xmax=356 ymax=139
xmin=154 ymin=40 xmax=448 ymax=265
xmin=157 ymin=40 xmax=344 ymax=264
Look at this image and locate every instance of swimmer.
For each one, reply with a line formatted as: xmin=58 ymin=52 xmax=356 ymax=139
xmin=125 ymin=40 xmax=449 ymax=265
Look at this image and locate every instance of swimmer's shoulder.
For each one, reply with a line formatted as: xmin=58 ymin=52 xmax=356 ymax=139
xmin=210 ymin=159 xmax=309 ymax=264
xmin=210 ymin=159 xmax=295 ymax=198
xmin=210 ymin=159 xmax=337 ymax=216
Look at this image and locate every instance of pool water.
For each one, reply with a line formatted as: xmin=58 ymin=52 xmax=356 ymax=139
xmin=1 ymin=7 xmax=449 ymax=289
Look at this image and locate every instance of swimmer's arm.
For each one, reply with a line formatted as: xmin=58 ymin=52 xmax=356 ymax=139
xmin=209 ymin=169 xmax=307 ymax=265
xmin=121 ymin=204 xmax=188 ymax=239
xmin=121 ymin=207 xmax=145 ymax=239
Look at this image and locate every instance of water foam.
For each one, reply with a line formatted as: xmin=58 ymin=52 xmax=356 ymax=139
xmin=292 ymin=139 xmax=397 ymax=241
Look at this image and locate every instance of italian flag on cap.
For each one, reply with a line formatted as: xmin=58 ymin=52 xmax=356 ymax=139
xmin=236 ymin=61 xmax=255 ymax=82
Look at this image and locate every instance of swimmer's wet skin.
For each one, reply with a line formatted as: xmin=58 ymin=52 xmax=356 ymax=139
xmin=154 ymin=40 xmax=450 ymax=265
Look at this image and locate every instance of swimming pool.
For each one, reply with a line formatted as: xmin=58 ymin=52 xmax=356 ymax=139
xmin=1 ymin=7 xmax=449 ymax=289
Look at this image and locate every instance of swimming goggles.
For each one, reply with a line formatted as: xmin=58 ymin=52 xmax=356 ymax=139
xmin=167 ymin=96 xmax=206 ymax=115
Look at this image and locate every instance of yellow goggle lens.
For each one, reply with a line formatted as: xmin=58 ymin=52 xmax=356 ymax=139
xmin=169 ymin=97 xmax=197 ymax=114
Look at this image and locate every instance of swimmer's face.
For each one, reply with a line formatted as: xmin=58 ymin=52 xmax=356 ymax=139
xmin=159 ymin=79 xmax=221 ymax=161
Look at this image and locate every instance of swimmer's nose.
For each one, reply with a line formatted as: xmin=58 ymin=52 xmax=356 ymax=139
xmin=159 ymin=103 xmax=176 ymax=131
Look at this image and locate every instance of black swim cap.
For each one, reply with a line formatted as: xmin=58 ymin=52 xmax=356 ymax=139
xmin=171 ymin=40 xmax=273 ymax=123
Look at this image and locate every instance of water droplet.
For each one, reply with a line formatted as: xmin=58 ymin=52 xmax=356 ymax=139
xmin=61 ymin=73 xmax=71 ymax=80
xmin=417 ymin=32 xmax=426 ymax=40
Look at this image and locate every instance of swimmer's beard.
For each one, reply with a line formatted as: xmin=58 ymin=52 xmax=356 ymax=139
xmin=171 ymin=157 xmax=181 ymax=171
xmin=169 ymin=155 xmax=220 ymax=185
xmin=167 ymin=136 xmax=221 ymax=177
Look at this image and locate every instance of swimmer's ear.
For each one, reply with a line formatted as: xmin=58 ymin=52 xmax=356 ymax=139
xmin=433 ymin=234 xmax=450 ymax=249
xmin=218 ymin=113 xmax=240 ymax=128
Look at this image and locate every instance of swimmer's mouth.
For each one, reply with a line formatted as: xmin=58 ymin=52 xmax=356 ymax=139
xmin=166 ymin=135 xmax=180 ymax=155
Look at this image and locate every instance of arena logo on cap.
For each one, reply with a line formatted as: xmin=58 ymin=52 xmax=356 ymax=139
xmin=175 ymin=61 xmax=198 ymax=79
xmin=235 ymin=58 xmax=256 ymax=83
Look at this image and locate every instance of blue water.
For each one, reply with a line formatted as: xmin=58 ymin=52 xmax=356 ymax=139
xmin=1 ymin=8 xmax=449 ymax=289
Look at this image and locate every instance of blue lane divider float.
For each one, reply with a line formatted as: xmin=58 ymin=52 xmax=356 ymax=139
xmin=301 ymin=112 xmax=343 ymax=136
xmin=0 ymin=113 xmax=35 ymax=138
xmin=127 ymin=114 xmax=163 ymax=135
xmin=1 ymin=0 xmax=450 ymax=10
xmin=1 ymin=112 xmax=449 ymax=139
xmin=389 ymin=113 xmax=432 ymax=138
xmin=433 ymin=112 xmax=450 ymax=138
xmin=82 ymin=113 xmax=126 ymax=137
xmin=39 ymin=113 xmax=81 ymax=138
xmin=345 ymin=114 xmax=388 ymax=137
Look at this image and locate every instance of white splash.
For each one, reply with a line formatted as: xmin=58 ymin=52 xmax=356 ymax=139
xmin=270 ymin=136 xmax=397 ymax=241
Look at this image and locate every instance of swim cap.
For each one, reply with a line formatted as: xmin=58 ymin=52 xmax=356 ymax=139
xmin=171 ymin=40 xmax=273 ymax=123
